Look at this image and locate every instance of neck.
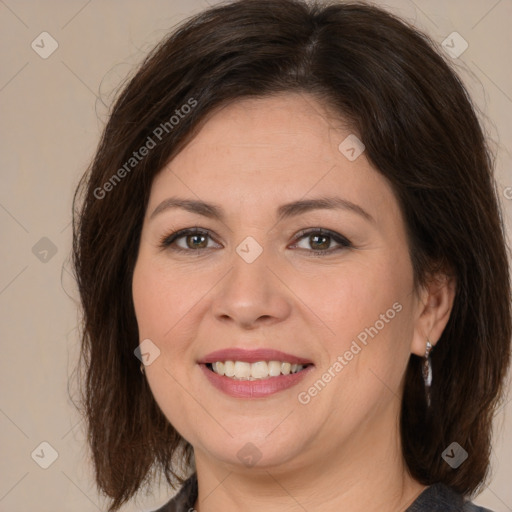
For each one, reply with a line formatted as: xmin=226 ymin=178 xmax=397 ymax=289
xmin=192 ymin=408 xmax=427 ymax=512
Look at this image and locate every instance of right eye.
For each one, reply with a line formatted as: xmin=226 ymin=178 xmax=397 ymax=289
xmin=159 ymin=228 xmax=222 ymax=253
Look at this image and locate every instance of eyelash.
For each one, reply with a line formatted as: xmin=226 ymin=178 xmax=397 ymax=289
xmin=158 ymin=227 xmax=352 ymax=256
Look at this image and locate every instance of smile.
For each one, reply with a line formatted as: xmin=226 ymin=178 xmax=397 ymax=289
xmin=207 ymin=360 xmax=310 ymax=380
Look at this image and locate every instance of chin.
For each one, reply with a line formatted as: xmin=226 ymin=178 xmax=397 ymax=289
xmin=198 ymin=434 xmax=307 ymax=473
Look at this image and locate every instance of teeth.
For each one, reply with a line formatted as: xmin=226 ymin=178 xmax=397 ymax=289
xmin=234 ymin=361 xmax=251 ymax=379
xmin=210 ymin=360 xmax=306 ymax=380
xmin=223 ymin=361 xmax=235 ymax=377
xmin=268 ymin=361 xmax=281 ymax=376
xmin=251 ymin=361 xmax=269 ymax=379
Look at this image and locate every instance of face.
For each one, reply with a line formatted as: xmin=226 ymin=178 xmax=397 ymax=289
xmin=132 ymin=93 xmax=427 ymax=474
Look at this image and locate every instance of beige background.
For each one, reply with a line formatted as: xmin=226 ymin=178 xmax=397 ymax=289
xmin=1 ymin=0 xmax=511 ymax=511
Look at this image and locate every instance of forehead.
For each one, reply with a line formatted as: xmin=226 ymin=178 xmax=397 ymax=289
xmin=177 ymin=93 xmax=346 ymax=166
xmin=149 ymin=93 xmax=398 ymax=228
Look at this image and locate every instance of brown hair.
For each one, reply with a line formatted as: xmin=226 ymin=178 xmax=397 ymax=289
xmin=72 ymin=0 xmax=512 ymax=510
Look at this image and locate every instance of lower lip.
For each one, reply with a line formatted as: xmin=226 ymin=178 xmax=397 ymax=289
xmin=199 ymin=363 xmax=314 ymax=398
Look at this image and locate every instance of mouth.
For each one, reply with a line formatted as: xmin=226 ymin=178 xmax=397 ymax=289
xmin=197 ymin=348 xmax=315 ymax=398
xmin=204 ymin=360 xmax=313 ymax=380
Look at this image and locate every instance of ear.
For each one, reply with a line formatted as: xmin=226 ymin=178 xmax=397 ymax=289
xmin=411 ymin=271 xmax=456 ymax=357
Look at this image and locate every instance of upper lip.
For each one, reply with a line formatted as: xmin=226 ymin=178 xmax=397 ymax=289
xmin=198 ymin=348 xmax=313 ymax=365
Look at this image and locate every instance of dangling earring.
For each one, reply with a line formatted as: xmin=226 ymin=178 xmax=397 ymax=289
xmin=422 ymin=339 xmax=433 ymax=407
xmin=140 ymin=362 xmax=145 ymax=375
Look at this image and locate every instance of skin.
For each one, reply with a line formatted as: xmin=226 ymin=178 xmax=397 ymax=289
xmin=132 ymin=92 xmax=456 ymax=512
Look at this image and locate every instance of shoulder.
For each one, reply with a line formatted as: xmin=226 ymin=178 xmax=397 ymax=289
xmin=406 ymin=482 xmax=495 ymax=512
xmin=149 ymin=476 xmax=494 ymax=512
xmin=149 ymin=473 xmax=198 ymax=512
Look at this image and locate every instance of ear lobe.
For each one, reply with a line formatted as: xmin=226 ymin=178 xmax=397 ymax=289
xmin=411 ymin=272 xmax=456 ymax=357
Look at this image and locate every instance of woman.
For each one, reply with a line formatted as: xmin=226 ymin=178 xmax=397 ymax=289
xmin=72 ymin=1 xmax=511 ymax=511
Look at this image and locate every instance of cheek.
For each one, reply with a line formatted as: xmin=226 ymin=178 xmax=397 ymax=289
xmin=315 ymin=257 xmax=414 ymax=383
xmin=310 ymin=260 xmax=404 ymax=337
xmin=132 ymin=261 xmax=166 ymax=337
xmin=132 ymin=255 xmax=197 ymax=339
xmin=132 ymin=254 xmax=211 ymax=382
xmin=132 ymin=258 xmax=199 ymax=435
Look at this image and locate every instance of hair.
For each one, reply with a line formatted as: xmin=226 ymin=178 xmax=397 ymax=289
xmin=71 ymin=0 xmax=512 ymax=510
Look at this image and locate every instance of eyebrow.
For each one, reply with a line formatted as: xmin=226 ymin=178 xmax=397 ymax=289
xmin=149 ymin=196 xmax=375 ymax=224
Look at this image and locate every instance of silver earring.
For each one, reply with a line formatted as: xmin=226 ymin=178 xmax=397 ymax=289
xmin=422 ymin=339 xmax=433 ymax=407
xmin=140 ymin=362 xmax=145 ymax=375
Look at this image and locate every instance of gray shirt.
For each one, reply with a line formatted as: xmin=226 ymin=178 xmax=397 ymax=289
xmin=151 ymin=473 xmax=494 ymax=512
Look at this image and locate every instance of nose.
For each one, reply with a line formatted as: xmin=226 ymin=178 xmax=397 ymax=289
xmin=211 ymin=246 xmax=292 ymax=330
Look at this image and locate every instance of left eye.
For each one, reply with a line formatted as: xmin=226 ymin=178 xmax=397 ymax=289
xmin=290 ymin=228 xmax=352 ymax=254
